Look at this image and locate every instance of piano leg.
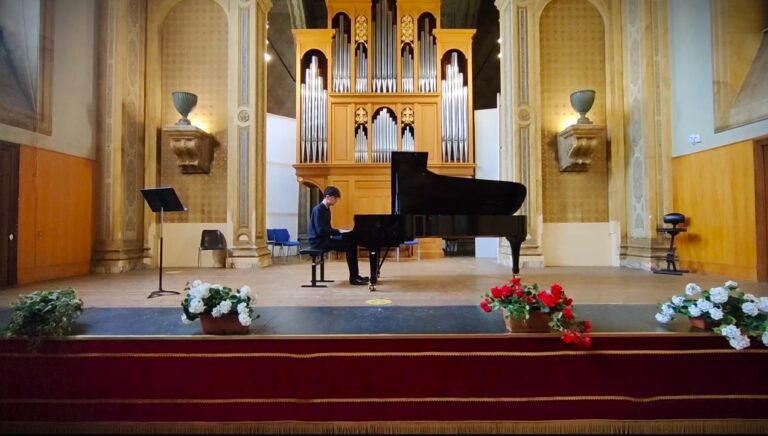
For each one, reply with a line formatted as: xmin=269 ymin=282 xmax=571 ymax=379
xmin=368 ymin=249 xmax=379 ymax=291
xmin=507 ymin=236 xmax=523 ymax=275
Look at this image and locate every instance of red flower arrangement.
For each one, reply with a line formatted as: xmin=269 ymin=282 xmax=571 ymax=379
xmin=480 ymin=277 xmax=592 ymax=348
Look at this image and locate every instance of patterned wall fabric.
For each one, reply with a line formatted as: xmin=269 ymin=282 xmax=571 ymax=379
xmin=539 ymin=0 xmax=608 ymax=223
xmin=161 ymin=0 xmax=228 ymax=223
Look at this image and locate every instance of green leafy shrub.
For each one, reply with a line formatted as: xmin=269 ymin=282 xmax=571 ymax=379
xmin=3 ymin=287 xmax=84 ymax=338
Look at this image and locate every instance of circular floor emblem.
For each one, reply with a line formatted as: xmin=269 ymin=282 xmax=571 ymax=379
xmin=366 ymin=299 xmax=392 ymax=305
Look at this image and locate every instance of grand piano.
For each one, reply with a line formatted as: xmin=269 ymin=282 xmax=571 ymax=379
xmin=342 ymin=151 xmax=528 ymax=291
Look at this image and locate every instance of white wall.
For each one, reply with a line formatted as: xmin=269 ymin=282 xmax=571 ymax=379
xmin=543 ymin=222 xmax=618 ymax=266
xmin=266 ymin=113 xmax=299 ymax=241
xmin=669 ymin=0 xmax=768 ymax=157
xmin=474 ymin=107 xmax=500 ymax=258
xmin=0 ymin=0 xmax=96 ymax=158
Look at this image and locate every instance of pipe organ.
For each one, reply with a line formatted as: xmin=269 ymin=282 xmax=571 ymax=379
xmin=294 ymin=0 xmax=475 ymax=231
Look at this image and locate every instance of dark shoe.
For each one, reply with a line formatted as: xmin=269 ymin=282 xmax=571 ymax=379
xmin=353 ymin=275 xmax=369 ymax=282
xmin=349 ymin=277 xmax=369 ymax=286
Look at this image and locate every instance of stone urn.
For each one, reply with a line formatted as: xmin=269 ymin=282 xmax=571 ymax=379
xmin=172 ymin=91 xmax=198 ymax=126
xmin=569 ymin=89 xmax=596 ymax=124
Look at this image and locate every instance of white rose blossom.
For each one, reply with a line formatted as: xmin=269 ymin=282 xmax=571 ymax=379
xmin=181 ymin=314 xmax=193 ymax=324
xmin=191 ymin=280 xmax=203 ymax=287
xmin=708 ymin=307 xmax=724 ymax=321
xmin=237 ymin=285 xmax=251 ymax=298
xmin=655 ymin=313 xmax=672 ymax=324
xmin=237 ymin=302 xmax=249 ymax=314
xmin=708 ymin=287 xmax=729 ymax=304
xmin=189 ymin=298 xmax=205 ymax=314
xmin=758 ymin=297 xmax=768 ymax=313
xmin=685 ymin=283 xmax=701 ymax=296
xmin=741 ymin=302 xmax=759 ymax=317
xmin=688 ymin=306 xmax=702 ymax=317
xmin=728 ymin=334 xmax=751 ymax=350
xmin=720 ymin=324 xmax=741 ymax=338
xmin=695 ymin=299 xmax=714 ymax=312
xmin=238 ymin=313 xmax=252 ymax=326
xmin=661 ymin=304 xmax=675 ymax=316
xmin=724 ymin=280 xmax=738 ymax=289
xmin=671 ymin=295 xmax=685 ymax=306
xmin=744 ymin=293 xmax=758 ymax=302
xmin=763 ymin=331 xmax=768 ymax=347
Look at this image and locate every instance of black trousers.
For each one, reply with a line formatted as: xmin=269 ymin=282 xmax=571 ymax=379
xmin=311 ymin=238 xmax=360 ymax=278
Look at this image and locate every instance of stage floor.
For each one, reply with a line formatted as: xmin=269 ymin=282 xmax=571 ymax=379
xmin=1 ymin=257 xmax=766 ymax=309
xmin=1 ymin=257 xmax=766 ymax=338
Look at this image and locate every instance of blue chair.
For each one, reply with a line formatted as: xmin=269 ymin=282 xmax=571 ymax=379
xmin=273 ymin=228 xmax=301 ymax=261
xmin=266 ymin=229 xmax=277 ymax=257
xmin=396 ymin=239 xmax=420 ymax=261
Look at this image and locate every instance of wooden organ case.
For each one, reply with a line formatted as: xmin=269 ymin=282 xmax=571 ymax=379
xmin=293 ymin=0 xmax=476 ymax=241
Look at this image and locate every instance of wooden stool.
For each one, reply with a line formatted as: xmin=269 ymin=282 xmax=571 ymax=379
xmin=299 ymin=248 xmax=334 ymax=287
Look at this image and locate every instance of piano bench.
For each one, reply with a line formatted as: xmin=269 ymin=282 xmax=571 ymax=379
xmin=299 ymin=249 xmax=334 ymax=288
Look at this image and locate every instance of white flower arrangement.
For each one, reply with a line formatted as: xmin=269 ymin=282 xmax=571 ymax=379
xmin=181 ymin=280 xmax=257 ymax=327
xmin=655 ymin=280 xmax=768 ymax=350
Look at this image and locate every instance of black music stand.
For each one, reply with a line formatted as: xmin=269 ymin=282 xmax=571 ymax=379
xmin=141 ymin=187 xmax=187 ymax=298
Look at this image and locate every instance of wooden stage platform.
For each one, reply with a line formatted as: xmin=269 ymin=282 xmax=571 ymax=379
xmin=1 ymin=258 xmax=767 ymax=433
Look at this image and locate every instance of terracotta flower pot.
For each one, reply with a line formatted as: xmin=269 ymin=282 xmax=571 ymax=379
xmin=199 ymin=314 xmax=249 ymax=335
xmin=502 ymin=309 xmax=551 ymax=333
xmin=688 ymin=316 xmax=715 ymax=330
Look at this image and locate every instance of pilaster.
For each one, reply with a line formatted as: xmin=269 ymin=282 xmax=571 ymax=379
xmin=227 ymin=0 xmax=273 ymax=267
xmin=91 ymin=0 xmax=149 ymax=273
xmin=620 ymin=0 xmax=672 ymax=270
xmin=495 ymin=0 xmax=544 ymax=269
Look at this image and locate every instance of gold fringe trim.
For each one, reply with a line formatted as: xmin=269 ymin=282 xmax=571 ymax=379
xmin=2 ymin=394 xmax=768 ymax=404
xmin=1 ymin=419 xmax=767 ymax=434
xmin=2 ymin=349 xmax=767 ymax=359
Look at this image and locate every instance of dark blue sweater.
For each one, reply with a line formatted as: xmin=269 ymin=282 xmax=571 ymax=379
xmin=308 ymin=202 xmax=340 ymax=246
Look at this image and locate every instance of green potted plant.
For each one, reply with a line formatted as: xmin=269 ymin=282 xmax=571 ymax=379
xmin=655 ymin=281 xmax=768 ymax=350
xmin=479 ymin=277 xmax=592 ymax=348
xmin=3 ymin=287 xmax=84 ymax=339
xmin=181 ymin=280 xmax=258 ymax=334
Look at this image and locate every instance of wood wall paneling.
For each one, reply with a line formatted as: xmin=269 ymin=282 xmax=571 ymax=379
xmin=672 ymin=140 xmax=757 ymax=279
xmin=17 ymin=147 xmax=37 ymax=277
xmin=332 ymin=104 xmax=352 ymax=162
xmin=17 ymin=146 xmax=94 ymax=284
xmin=755 ymin=138 xmax=768 ymax=282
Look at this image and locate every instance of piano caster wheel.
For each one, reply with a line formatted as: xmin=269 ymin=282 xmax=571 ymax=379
xmin=369 ymin=283 xmax=376 ymax=292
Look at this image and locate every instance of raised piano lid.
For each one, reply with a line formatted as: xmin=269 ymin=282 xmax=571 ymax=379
xmin=391 ymin=152 xmax=527 ymax=216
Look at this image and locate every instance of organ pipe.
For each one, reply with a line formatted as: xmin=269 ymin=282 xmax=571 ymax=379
xmin=419 ymin=17 xmax=436 ymax=93
xmin=441 ymin=52 xmax=468 ymax=163
xmin=373 ymin=0 xmax=396 ymax=93
xmin=333 ymin=17 xmax=351 ymax=92
xmin=300 ymin=56 xmax=328 ymax=163
xmin=373 ymin=108 xmax=397 ymax=162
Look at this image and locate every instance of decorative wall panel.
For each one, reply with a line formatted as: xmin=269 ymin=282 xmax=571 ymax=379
xmin=539 ymin=0 xmax=607 ymax=223
xmin=160 ymin=0 xmax=228 ymax=223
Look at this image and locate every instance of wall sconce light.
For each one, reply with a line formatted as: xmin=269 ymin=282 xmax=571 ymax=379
xmin=556 ymin=89 xmax=604 ymax=172
xmin=164 ymin=91 xmax=215 ymax=174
